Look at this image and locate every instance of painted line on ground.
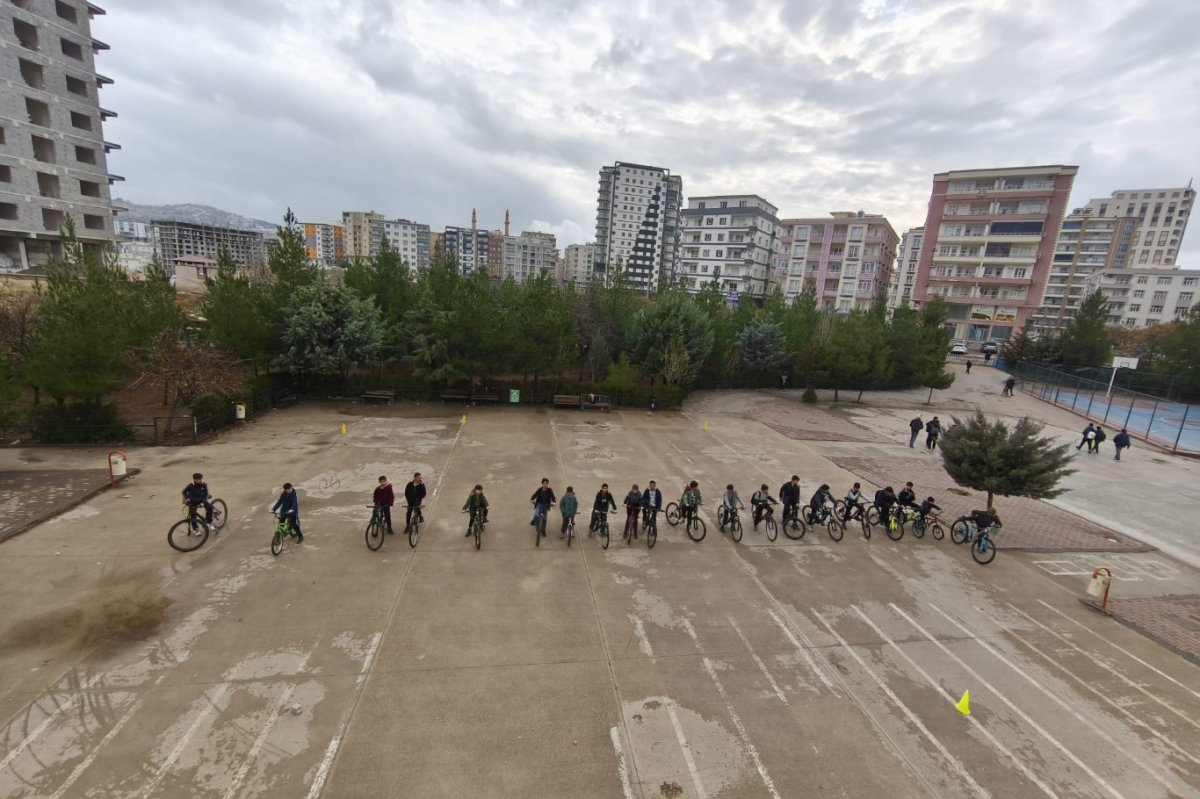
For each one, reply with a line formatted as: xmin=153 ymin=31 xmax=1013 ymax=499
xmin=138 ymin=683 xmax=231 ymax=798
xmin=665 ymin=698 xmax=708 ymax=799
xmin=893 ymin=603 xmax=1126 ymax=799
xmin=812 ymin=611 xmax=989 ymax=799
xmin=632 ymin=616 xmax=654 ymax=658
xmin=1036 ymin=599 xmax=1200 ymax=702
xmin=727 ymin=615 xmax=788 ymax=705
xmin=849 ymin=606 xmax=1060 ymax=799
xmin=609 ymin=726 xmax=635 ymax=799
xmin=305 ymin=736 xmax=341 ymax=799
xmin=765 ymin=608 xmax=838 ymax=694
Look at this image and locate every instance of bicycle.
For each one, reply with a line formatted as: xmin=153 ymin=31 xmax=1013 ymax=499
xmin=913 ymin=512 xmax=944 ymax=541
xmin=781 ymin=503 xmax=806 ymax=540
xmin=679 ymin=503 xmax=706 ymax=542
xmin=365 ymin=504 xmax=388 ymax=551
xmin=533 ymin=503 xmax=553 ymax=547
xmin=883 ymin=508 xmax=906 ymax=541
xmin=894 ymin=505 xmax=924 ymax=538
xmin=803 ymin=504 xmax=843 ymax=542
xmin=755 ymin=504 xmax=779 ymax=542
xmin=406 ymin=504 xmax=424 ymax=548
xmin=167 ymin=498 xmax=226 ymax=552
xmin=594 ymin=510 xmax=614 ymax=549
xmin=642 ymin=507 xmax=659 ymax=549
xmin=564 ymin=515 xmax=577 ymax=548
xmin=464 ymin=507 xmax=486 ymax=550
xmin=950 ymin=518 xmax=1001 ymax=564
xmin=664 ymin=501 xmax=682 ymax=526
xmin=270 ymin=512 xmax=300 ymax=556
xmin=718 ymin=505 xmax=744 ymax=543
xmin=835 ymin=499 xmax=871 ymax=540
xmin=622 ymin=508 xmax=640 ymax=546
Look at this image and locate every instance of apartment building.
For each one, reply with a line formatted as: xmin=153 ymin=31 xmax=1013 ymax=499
xmin=152 ymin=219 xmax=265 ymax=275
xmin=912 ymin=165 xmax=1077 ymax=343
xmin=595 ymin=161 xmax=682 ymax=293
xmin=679 ymin=195 xmax=781 ymax=302
xmin=443 ymin=225 xmax=489 ymax=274
xmin=1029 ymin=209 xmax=1137 ymax=335
xmin=1 ymin=0 xmax=119 ymax=271
xmin=301 ymin=222 xmax=344 ymax=268
xmin=378 ymin=218 xmax=430 ymax=270
xmin=501 ymin=231 xmax=557 ymax=283
xmin=1083 ymin=187 xmax=1194 ymax=267
xmin=1085 ymin=268 xmax=1200 ymax=328
xmin=564 ymin=243 xmax=597 ymax=287
xmin=778 ymin=211 xmax=898 ymax=311
xmin=887 ymin=227 xmax=924 ymax=311
xmin=342 ymin=211 xmax=382 ymax=262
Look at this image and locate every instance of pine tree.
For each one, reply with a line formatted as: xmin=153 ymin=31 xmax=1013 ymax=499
xmin=1059 ymin=290 xmax=1113 ymax=367
xmin=916 ymin=297 xmax=954 ymax=403
xmin=276 ymin=282 xmax=385 ymax=380
xmin=939 ymin=412 xmax=1075 ymax=508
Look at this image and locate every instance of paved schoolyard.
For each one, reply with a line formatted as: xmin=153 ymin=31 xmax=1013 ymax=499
xmin=0 ymin=467 xmax=112 ymax=543
xmin=0 ymin=389 xmax=1198 ymax=798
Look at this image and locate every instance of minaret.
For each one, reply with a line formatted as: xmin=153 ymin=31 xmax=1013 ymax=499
xmin=504 ymin=209 xmax=510 ymax=237
xmin=471 ymin=208 xmax=478 ymax=272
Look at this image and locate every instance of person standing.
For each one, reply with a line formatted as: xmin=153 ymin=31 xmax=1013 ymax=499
xmin=925 ymin=417 xmax=942 ymax=450
xmin=1076 ymin=424 xmax=1095 ymax=451
xmin=908 ymin=416 xmax=923 ymax=448
xmin=965 ymin=359 xmax=972 ymax=374
xmin=1113 ymin=429 xmax=1132 ymax=460
xmin=403 ymin=472 xmax=426 ymax=532
xmin=374 ymin=475 xmax=396 ymax=535
xmin=1090 ymin=426 xmax=1106 ymax=455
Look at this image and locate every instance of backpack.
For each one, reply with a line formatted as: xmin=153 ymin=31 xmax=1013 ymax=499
xmin=1086 ymin=429 xmax=1096 ymax=440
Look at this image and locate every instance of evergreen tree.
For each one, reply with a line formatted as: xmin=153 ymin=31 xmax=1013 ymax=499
xmin=269 ymin=208 xmax=319 ymax=306
xmin=343 ymin=238 xmax=413 ymax=326
xmin=915 ymin=297 xmax=954 ymax=403
xmin=629 ymin=291 xmax=714 ymax=386
xmin=1059 ymin=291 xmax=1113 ymax=366
xmin=276 ymin=281 xmax=385 ymax=380
xmin=939 ymin=412 xmax=1075 ymax=509
xmin=201 ymin=249 xmax=276 ymax=368
xmin=1157 ymin=305 xmax=1200 ymax=395
xmin=737 ymin=317 xmax=786 ymax=374
xmin=0 ymin=347 xmax=19 ymax=427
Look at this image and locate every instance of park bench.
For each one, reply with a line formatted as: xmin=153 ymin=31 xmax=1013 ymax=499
xmin=361 ymin=388 xmax=395 ymax=404
xmin=471 ymin=392 xmax=502 ymax=404
xmin=582 ymin=394 xmax=611 ymax=412
xmin=552 ymin=394 xmax=581 ymax=409
xmin=439 ymin=390 xmax=471 ymax=404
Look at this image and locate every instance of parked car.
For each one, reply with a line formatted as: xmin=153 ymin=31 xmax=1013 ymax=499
xmin=951 ymin=343 xmax=968 ymax=355
xmin=981 ymin=341 xmax=999 ymax=355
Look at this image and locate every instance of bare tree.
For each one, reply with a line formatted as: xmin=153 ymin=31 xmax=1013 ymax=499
xmin=0 ymin=285 xmax=39 ymax=401
xmin=142 ymin=331 xmax=241 ymax=435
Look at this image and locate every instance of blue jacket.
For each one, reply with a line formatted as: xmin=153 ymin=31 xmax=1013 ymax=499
xmin=641 ymin=487 xmax=662 ymax=510
xmin=272 ymin=491 xmax=299 ymax=517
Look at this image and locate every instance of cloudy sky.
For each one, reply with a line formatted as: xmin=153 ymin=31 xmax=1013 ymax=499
xmin=100 ymin=0 xmax=1200 ymax=261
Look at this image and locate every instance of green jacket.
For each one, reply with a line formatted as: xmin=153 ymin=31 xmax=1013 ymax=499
xmin=463 ymin=493 xmax=489 ymax=514
xmin=681 ymin=488 xmax=701 ymax=508
xmin=560 ymin=493 xmax=579 ymax=517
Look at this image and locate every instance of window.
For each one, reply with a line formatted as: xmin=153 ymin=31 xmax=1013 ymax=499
xmin=36 ymin=172 xmax=60 ymax=198
xmin=1149 ymin=305 xmax=1164 ymax=314
xmin=0 ymin=165 xmax=10 ymax=183
xmin=70 ymin=111 xmax=91 ymax=131
xmin=1157 ymin=276 xmax=1172 ymax=285
xmin=18 ymin=58 xmax=45 ymax=89
xmin=697 ymin=202 xmax=705 ymax=209
xmin=1178 ymin=292 xmax=1193 ymax=303
xmin=1010 ymin=268 xmax=1028 ymax=279
xmin=1136 ymin=276 xmax=1148 ymax=284
xmin=719 ymin=218 xmax=727 ymax=225
xmin=719 ymin=201 xmax=727 ymax=209
xmin=13 ymin=18 xmax=39 ymax=50
xmin=41 ymin=208 xmax=65 ymax=231
xmin=60 ymin=38 xmax=84 ymax=60
xmin=1184 ymin=278 xmax=1197 ymax=286
xmin=31 ymin=134 xmax=56 ymax=163
xmin=989 ymin=221 xmax=1044 ymax=235
xmin=1129 ymin=304 xmax=1141 ymax=312
xmin=65 ymin=74 xmax=88 ymax=97
xmin=26 ymin=97 xmax=51 ymax=127
xmin=0 ymin=202 xmax=18 ymax=220
xmin=703 ymin=234 xmax=712 ymax=242
xmin=715 ymin=250 xmax=723 ymax=258
xmin=739 ymin=200 xmax=747 ymax=207
xmin=1152 ymin=290 xmax=1167 ymax=300
xmin=78 ymin=179 xmax=101 ymax=198
xmin=1133 ymin=290 xmax=1145 ymax=298
xmin=83 ymin=214 xmax=105 ymax=230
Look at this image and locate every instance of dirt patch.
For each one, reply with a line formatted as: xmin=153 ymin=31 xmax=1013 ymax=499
xmin=660 ymin=782 xmax=683 ymax=798
xmin=643 ymin=700 xmax=662 ymax=710
xmin=3 ymin=565 xmax=172 ymax=651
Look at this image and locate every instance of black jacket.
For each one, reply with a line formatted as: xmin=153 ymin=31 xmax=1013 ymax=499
xmin=530 ymin=486 xmax=557 ymax=506
xmin=593 ymin=490 xmax=617 ymax=512
xmin=779 ymin=482 xmax=800 ymax=505
xmin=182 ymin=482 xmax=209 ymax=504
xmin=874 ymin=489 xmax=895 ymax=510
xmin=897 ymin=488 xmax=916 ymax=507
xmin=405 ymin=481 xmax=427 ymax=506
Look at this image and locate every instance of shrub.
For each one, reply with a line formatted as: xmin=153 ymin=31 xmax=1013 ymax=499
xmin=33 ymin=401 xmax=133 ymax=444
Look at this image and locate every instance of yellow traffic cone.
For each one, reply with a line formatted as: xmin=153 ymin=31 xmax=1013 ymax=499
xmin=340 ymin=423 xmax=347 ymax=435
xmin=460 ymin=414 xmax=467 ymax=425
xmin=955 ymin=690 xmax=970 ymax=715
xmin=703 ymin=421 xmax=709 ymax=432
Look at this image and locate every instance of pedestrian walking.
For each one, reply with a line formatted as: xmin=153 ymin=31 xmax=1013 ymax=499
xmin=965 ymin=359 xmax=972 ymax=374
xmin=1001 ymin=376 xmax=1016 ymax=396
xmin=908 ymin=415 xmax=923 ymax=448
xmin=984 ymin=351 xmax=992 ymax=364
xmin=1090 ymin=426 xmax=1106 ymax=454
xmin=1076 ymin=423 xmax=1096 ymax=451
xmin=1113 ymin=429 xmax=1131 ymax=460
xmin=925 ymin=417 xmax=942 ymax=450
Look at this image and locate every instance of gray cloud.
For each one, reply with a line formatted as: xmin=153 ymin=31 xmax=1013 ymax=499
xmin=99 ymin=0 xmax=1200 ymax=262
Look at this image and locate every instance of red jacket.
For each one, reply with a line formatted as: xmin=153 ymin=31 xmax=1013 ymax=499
xmin=373 ymin=483 xmax=395 ymax=506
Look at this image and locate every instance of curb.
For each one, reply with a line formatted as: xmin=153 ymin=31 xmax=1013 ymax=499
xmin=0 ymin=468 xmax=141 ymax=546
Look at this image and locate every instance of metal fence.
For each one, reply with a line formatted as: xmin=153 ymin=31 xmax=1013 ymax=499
xmin=1013 ymin=362 xmax=1200 ymax=455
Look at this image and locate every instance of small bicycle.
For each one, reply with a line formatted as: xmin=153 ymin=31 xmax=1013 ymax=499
xmin=464 ymin=507 xmax=486 ymax=550
xmin=913 ymin=512 xmax=945 ymax=541
xmin=717 ymin=504 xmax=744 ymax=543
xmin=950 ymin=518 xmax=1001 ymax=564
xmin=365 ymin=504 xmax=388 ymax=551
xmin=564 ymin=514 xmax=577 ymax=548
xmin=271 ymin=512 xmax=301 ymax=556
xmin=594 ymin=509 xmax=614 ymax=549
xmin=168 ymin=498 xmax=228 ymax=553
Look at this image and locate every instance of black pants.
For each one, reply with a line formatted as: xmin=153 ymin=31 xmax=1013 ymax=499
xmin=375 ymin=505 xmax=393 ymax=533
xmin=753 ymin=504 xmax=768 ymax=526
xmin=405 ymin=504 xmax=423 ymax=530
xmin=926 ymin=433 xmax=938 ymax=450
xmin=283 ymin=512 xmax=302 ymax=536
xmin=189 ymin=501 xmax=213 ymax=523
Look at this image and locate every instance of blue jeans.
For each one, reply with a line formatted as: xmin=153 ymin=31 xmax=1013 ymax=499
xmin=909 ymin=431 xmax=919 ymax=447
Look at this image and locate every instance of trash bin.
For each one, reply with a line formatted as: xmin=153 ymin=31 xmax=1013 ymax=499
xmin=993 ymin=357 xmax=1007 ymax=370
xmin=509 ymin=389 xmax=520 ymax=404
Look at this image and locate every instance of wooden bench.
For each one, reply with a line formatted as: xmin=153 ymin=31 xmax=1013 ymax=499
xmin=361 ymin=388 xmax=395 ymax=404
xmin=552 ymin=394 xmax=581 ymax=409
xmin=471 ymin=393 xmax=502 ymax=404
xmin=582 ymin=394 xmax=611 ymax=412
xmin=439 ymin=390 xmax=471 ymax=404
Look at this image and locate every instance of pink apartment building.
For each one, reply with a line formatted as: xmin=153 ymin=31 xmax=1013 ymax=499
xmin=912 ymin=165 xmax=1077 ymax=344
xmin=777 ymin=212 xmax=898 ymax=311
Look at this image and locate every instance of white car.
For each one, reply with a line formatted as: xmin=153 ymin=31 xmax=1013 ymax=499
xmin=951 ymin=343 xmax=968 ymax=355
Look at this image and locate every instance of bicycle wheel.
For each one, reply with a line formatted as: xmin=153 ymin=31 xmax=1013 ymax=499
xmin=366 ymin=518 xmax=384 ymax=551
xmin=730 ymin=518 xmax=742 ymax=543
xmin=647 ymin=520 xmax=657 ymax=549
xmin=930 ymin=521 xmax=944 ymax=541
xmin=950 ymin=519 xmax=970 ymax=544
xmin=716 ymin=506 xmax=727 ymax=529
xmin=665 ymin=503 xmax=681 ymax=526
xmin=783 ymin=514 xmax=806 ymax=541
xmin=866 ymin=506 xmax=880 ymax=526
xmin=885 ymin=516 xmax=904 ymax=541
xmin=168 ymin=518 xmax=209 ymax=552
xmin=764 ymin=517 xmax=778 ymax=542
xmin=600 ymin=520 xmax=610 ymax=549
xmin=535 ymin=515 xmax=542 ymax=547
xmin=210 ymin=499 xmax=228 ymax=531
xmin=827 ymin=519 xmax=843 ymax=542
xmin=567 ymin=522 xmax=574 ymax=548
xmin=971 ymin=534 xmax=997 ymax=564
xmin=833 ymin=499 xmax=846 ymax=517
xmin=912 ymin=518 xmax=925 ymax=539
xmin=687 ymin=516 xmax=706 ymax=542
xmin=473 ymin=519 xmax=482 ymax=550
xmin=409 ymin=516 xmax=421 ymax=548
xmin=860 ymin=516 xmax=871 ymax=540
xmin=271 ymin=528 xmax=284 ymax=556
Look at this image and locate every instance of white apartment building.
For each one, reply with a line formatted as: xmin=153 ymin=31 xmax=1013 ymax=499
xmin=679 ymin=195 xmax=781 ymax=301
xmin=115 ymin=236 xmax=153 ymax=274
xmin=595 ymin=161 xmax=682 ymax=293
xmin=778 ymin=212 xmax=898 ymax=311
xmin=888 ymin=226 xmax=924 ymax=311
xmin=1 ymin=1 xmax=118 ymax=271
xmin=1081 ymin=187 xmax=1194 ymax=267
xmin=501 ymin=231 xmax=557 ymax=283
xmin=1085 ymin=268 xmax=1200 ymax=328
xmin=563 ymin=243 xmax=597 ymax=287
xmin=378 ymin=218 xmax=430 ymax=270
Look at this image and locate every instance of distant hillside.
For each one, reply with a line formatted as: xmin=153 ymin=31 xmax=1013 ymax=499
xmin=113 ymin=198 xmax=278 ymax=234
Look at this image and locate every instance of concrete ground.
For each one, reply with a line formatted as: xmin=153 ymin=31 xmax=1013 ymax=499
xmin=1 ymin=371 xmax=1199 ymax=799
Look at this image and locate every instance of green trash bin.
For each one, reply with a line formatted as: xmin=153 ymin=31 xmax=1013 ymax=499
xmin=509 ymin=389 xmax=520 ymax=404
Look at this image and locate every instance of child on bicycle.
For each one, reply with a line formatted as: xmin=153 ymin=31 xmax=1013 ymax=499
xmin=918 ymin=496 xmax=941 ymax=526
xmin=680 ymin=481 xmax=701 ymax=525
xmin=623 ymin=484 xmax=642 ymax=540
xmin=559 ymin=486 xmax=578 ymax=539
xmin=808 ymin=484 xmax=834 ymax=523
xmin=641 ymin=481 xmax=662 ymax=525
xmin=462 ymin=484 xmax=489 ymax=536
xmin=529 ymin=478 xmax=556 ymax=537
xmin=182 ymin=472 xmax=214 ymax=524
xmin=779 ymin=475 xmax=800 ymax=524
xmin=969 ymin=506 xmax=1000 ymax=532
xmin=590 ymin=483 xmax=617 ymax=535
xmin=751 ymin=484 xmax=776 ymax=530
xmin=373 ymin=475 xmax=395 ymax=535
xmin=842 ymin=482 xmax=864 ymax=522
xmin=720 ymin=484 xmax=744 ymax=532
xmin=271 ymin=482 xmax=303 ymax=542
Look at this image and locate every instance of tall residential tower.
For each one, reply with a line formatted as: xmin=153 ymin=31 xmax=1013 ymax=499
xmin=679 ymin=195 xmax=781 ymax=301
xmin=595 ymin=161 xmax=682 ymax=293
